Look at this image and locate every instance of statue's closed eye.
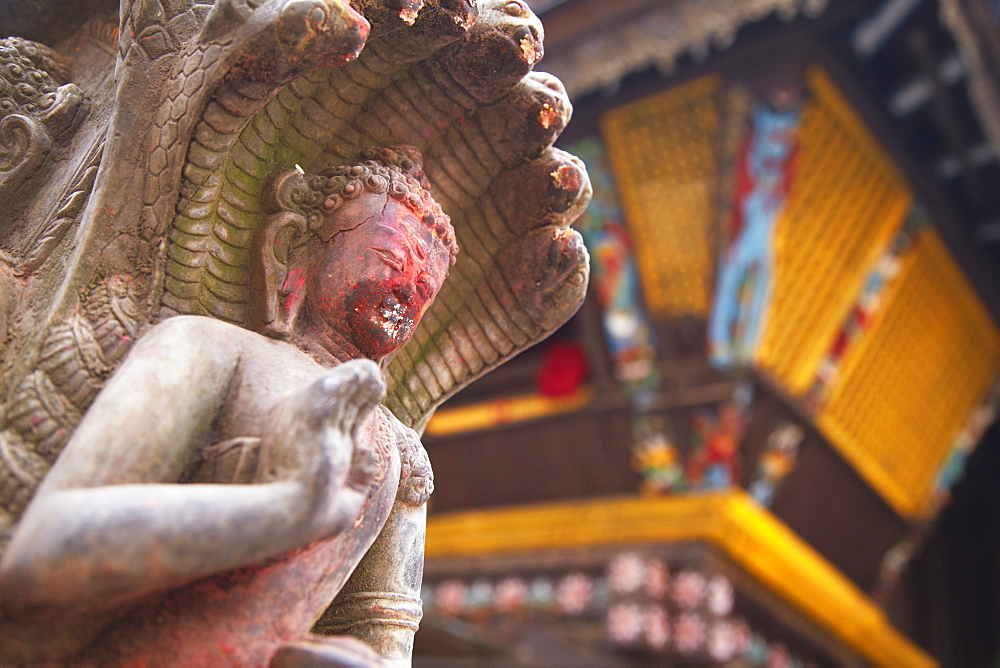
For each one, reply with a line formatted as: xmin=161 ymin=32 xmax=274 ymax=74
xmin=372 ymin=247 xmax=405 ymax=272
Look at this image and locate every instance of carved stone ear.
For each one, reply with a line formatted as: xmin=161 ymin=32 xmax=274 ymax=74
xmin=0 ymin=113 xmax=51 ymax=230
xmin=250 ymin=211 xmax=310 ymax=338
xmin=0 ymin=113 xmax=50 ymax=188
xmin=262 ymin=168 xmax=313 ymax=215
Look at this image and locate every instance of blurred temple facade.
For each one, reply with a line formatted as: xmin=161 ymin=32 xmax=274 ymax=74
xmin=415 ymin=1 xmax=1000 ymax=666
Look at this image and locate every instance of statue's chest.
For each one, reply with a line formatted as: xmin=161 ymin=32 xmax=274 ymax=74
xmin=212 ymin=355 xmax=327 ymax=442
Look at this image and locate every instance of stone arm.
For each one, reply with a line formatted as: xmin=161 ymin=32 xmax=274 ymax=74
xmin=0 ymin=317 xmax=378 ymax=624
xmin=317 ymin=502 xmax=427 ymax=664
xmin=315 ymin=423 xmax=433 ymax=664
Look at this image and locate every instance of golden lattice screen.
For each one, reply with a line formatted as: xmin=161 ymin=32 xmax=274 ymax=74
xmin=600 ymin=76 xmax=721 ymax=318
xmin=753 ymin=69 xmax=912 ymax=394
xmin=817 ymin=230 xmax=1000 ymax=517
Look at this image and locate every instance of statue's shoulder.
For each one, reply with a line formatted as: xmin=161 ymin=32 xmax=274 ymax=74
xmin=128 ymin=316 xmax=273 ymax=375
xmin=148 ymin=314 xmax=243 ymax=335
xmin=142 ymin=315 xmax=260 ymax=349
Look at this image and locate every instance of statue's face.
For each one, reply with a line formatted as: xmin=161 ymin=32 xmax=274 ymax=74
xmin=307 ymin=193 xmax=451 ymax=359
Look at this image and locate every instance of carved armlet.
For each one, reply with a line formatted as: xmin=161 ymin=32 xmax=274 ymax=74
xmin=393 ymin=417 xmax=434 ymax=508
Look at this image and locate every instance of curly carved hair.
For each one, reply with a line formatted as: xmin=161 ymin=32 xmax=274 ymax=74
xmin=0 ymin=41 xmax=59 ymax=118
xmin=294 ymin=146 xmax=459 ymax=263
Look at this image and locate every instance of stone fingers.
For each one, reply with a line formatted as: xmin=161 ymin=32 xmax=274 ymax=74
xmin=316 ymin=359 xmax=385 ymax=440
xmin=315 ymin=360 xmax=384 ymax=493
xmin=299 ymin=360 xmax=384 ymax=536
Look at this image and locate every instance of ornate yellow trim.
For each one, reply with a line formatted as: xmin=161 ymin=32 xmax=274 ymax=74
xmin=426 ymin=491 xmax=935 ymax=667
xmin=424 ymin=387 xmax=594 ymax=437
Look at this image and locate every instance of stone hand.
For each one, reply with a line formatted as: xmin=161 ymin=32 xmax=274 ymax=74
xmin=259 ymin=359 xmax=386 ymax=542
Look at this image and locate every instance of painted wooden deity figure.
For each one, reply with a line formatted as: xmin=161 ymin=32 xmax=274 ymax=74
xmin=0 ymin=147 xmax=456 ymax=665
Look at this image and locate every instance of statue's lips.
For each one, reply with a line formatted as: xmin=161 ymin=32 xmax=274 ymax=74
xmin=345 ymin=279 xmax=422 ymax=358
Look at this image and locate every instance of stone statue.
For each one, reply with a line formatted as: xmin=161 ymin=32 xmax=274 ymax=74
xmin=0 ymin=0 xmax=590 ymax=664
xmin=1 ymin=148 xmax=453 ymax=663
